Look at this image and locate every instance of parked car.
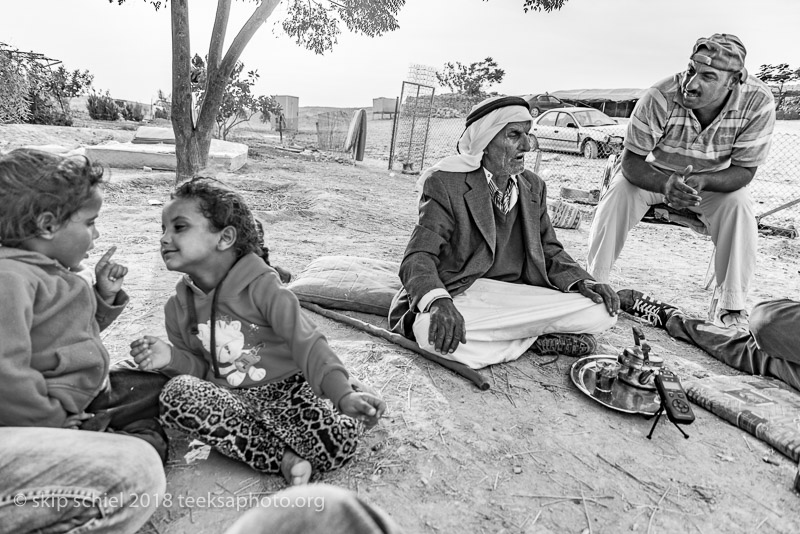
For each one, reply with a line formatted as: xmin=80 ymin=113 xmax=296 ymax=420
xmin=525 ymin=94 xmax=569 ymax=117
xmin=529 ymin=107 xmax=626 ymax=159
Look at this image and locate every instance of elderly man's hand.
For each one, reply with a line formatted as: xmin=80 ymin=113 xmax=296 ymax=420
xmin=577 ymin=280 xmax=619 ymax=316
xmin=663 ymin=165 xmax=701 ymax=208
xmin=428 ymin=298 xmax=466 ymax=355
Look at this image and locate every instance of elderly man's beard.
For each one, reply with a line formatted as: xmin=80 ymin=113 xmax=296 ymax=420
xmin=495 ymin=153 xmax=526 ymax=176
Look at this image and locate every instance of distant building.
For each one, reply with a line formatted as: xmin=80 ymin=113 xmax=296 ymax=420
xmin=272 ymin=95 xmax=299 ymax=131
xmin=372 ymin=97 xmax=397 ymax=119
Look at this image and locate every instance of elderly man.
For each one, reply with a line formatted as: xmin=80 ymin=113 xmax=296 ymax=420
xmin=388 ymin=96 xmax=618 ymax=369
xmin=587 ymin=33 xmax=776 ymax=328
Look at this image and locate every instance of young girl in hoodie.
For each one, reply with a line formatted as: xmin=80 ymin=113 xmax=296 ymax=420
xmin=130 ymin=177 xmax=385 ymax=486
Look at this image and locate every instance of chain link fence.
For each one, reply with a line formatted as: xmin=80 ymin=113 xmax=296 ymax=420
xmin=749 ymin=127 xmax=800 ymax=230
xmin=316 ymin=110 xmax=352 ymax=151
xmin=388 ymin=81 xmax=434 ymax=174
xmin=388 ymin=91 xmax=486 ymax=172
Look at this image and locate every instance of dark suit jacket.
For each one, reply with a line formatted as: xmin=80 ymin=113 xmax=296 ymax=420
xmin=388 ymin=167 xmax=592 ymax=339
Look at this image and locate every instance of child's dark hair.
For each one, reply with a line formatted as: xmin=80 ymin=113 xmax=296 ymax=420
xmin=172 ymin=177 xmax=263 ymax=259
xmin=0 ymin=148 xmax=105 ymax=247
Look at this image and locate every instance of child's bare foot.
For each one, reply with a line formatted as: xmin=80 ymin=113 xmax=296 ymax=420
xmin=280 ymin=448 xmax=312 ymax=486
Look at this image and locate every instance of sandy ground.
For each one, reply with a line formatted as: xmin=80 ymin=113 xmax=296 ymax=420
xmin=2 ymin=120 xmax=800 ymax=534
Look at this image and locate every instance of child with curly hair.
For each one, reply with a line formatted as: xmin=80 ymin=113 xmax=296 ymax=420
xmin=0 ymin=148 xmax=168 ymax=533
xmin=130 ymin=177 xmax=385 ymax=485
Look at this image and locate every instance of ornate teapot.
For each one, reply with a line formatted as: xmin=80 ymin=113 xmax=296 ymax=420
xmin=618 ymin=326 xmax=663 ymax=390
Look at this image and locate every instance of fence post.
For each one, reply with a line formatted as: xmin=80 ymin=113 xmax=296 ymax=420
xmin=405 ymin=84 xmax=421 ymax=167
xmin=388 ymin=97 xmax=400 ymax=171
xmin=420 ymin=87 xmax=435 ymax=170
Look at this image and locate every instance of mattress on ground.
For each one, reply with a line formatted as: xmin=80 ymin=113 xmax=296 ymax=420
xmin=84 ymin=139 xmax=248 ymax=171
xmin=685 ymin=374 xmax=800 ymax=462
xmin=131 ymin=126 xmax=176 ymax=145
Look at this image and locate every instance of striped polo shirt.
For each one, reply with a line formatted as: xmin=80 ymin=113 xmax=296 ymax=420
xmin=625 ymin=73 xmax=775 ymax=174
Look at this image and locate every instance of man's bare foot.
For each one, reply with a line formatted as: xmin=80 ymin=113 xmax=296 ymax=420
xmin=280 ymin=448 xmax=312 ymax=486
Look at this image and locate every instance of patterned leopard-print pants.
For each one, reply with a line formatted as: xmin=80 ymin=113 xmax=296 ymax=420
xmin=160 ymin=374 xmax=361 ymax=474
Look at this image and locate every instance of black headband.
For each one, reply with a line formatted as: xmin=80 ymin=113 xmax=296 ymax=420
xmin=464 ymin=96 xmax=530 ymax=128
xmin=456 ymin=96 xmax=531 ymax=153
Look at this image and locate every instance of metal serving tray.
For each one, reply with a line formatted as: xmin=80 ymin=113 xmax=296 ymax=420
xmin=570 ymin=355 xmax=661 ymax=416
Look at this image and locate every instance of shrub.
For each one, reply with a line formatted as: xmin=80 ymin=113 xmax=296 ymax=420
xmin=120 ymin=101 xmax=144 ymax=122
xmin=0 ymin=53 xmax=30 ymax=124
xmin=154 ymin=107 xmax=170 ymax=120
xmin=87 ymin=91 xmax=120 ymax=121
xmin=28 ymin=91 xmax=73 ymax=126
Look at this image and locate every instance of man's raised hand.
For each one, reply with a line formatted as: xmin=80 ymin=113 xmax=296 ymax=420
xmin=663 ymin=165 xmax=700 ymax=208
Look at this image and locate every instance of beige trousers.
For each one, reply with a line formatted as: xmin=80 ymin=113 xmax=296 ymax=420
xmin=586 ymin=170 xmax=757 ymax=311
xmin=413 ymin=278 xmax=616 ymax=369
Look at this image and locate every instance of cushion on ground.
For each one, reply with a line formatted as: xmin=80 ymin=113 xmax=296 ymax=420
xmin=685 ymin=374 xmax=800 ymax=462
xmin=84 ymin=139 xmax=248 ymax=171
xmin=287 ymin=255 xmax=401 ymax=316
xmin=131 ymin=126 xmax=176 ymax=145
xmin=21 ymin=144 xmax=72 ymax=154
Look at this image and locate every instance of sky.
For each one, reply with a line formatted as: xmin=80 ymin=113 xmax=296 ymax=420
xmin=2 ymin=0 xmax=799 ymax=108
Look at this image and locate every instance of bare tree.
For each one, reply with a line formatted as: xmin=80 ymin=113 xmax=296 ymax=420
xmin=436 ymin=57 xmax=505 ymax=97
xmin=756 ymin=63 xmax=800 ymax=111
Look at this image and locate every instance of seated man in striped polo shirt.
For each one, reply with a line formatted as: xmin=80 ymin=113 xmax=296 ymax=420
xmin=587 ymin=33 xmax=776 ymax=328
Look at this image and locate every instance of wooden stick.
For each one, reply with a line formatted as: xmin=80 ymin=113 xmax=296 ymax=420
xmin=299 ymin=302 xmax=491 ymax=390
xmin=757 ymin=197 xmax=800 ymax=221
xmin=596 ymin=453 xmax=662 ymax=493
xmin=513 ymin=493 xmax=613 ymax=503
xmin=647 ymin=485 xmax=670 ymax=534
xmin=581 ymin=489 xmax=593 ymax=534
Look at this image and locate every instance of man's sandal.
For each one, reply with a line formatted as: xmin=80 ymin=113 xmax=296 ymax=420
xmin=717 ymin=309 xmax=749 ymax=329
xmin=531 ymin=333 xmax=596 ymax=358
xmin=617 ymin=289 xmax=683 ymax=328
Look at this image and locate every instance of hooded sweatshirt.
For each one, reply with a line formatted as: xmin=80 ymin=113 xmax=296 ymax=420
xmin=161 ymin=253 xmax=353 ymax=408
xmin=0 ymin=247 xmax=128 ymax=427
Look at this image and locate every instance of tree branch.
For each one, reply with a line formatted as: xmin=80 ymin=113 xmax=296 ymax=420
xmin=224 ymin=110 xmax=257 ymax=138
xmin=196 ymin=0 xmax=280 ymax=134
xmin=220 ymin=0 xmax=281 ymax=74
xmin=207 ymin=0 xmax=231 ymax=72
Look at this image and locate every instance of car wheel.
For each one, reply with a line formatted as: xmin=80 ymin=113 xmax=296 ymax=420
xmin=529 ymin=133 xmax=539 ymax=151
xmin=530 ymin=107 xmax=540 ymax=118
xmin=582 ymin=139 xmax=598 ymax=159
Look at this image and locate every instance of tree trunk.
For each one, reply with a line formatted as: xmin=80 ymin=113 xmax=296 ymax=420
xmin=170 ymin=0 xmax=281 ymax=184
xmin=174 ymin=128 xmax=213 ymax=183
xmin=170 ymin=0 xmax=205 ymax=183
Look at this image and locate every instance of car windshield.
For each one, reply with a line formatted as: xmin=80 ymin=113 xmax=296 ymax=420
xmin=572 ymin=109 xmax=616 ymax=127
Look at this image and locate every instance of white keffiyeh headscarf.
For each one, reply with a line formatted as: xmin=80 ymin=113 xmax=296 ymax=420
xmin=415 ymin=96 xmax=533 ymax=193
